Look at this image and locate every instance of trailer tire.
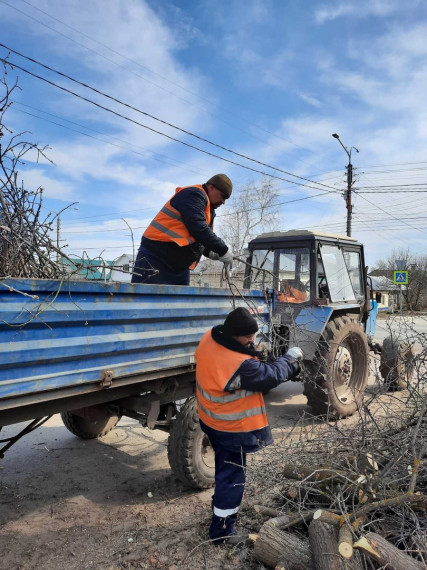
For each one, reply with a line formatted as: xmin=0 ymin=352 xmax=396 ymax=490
xmin=61 ymin=411 xmax=120 ymax=439
xmin=380 ymin=335 xmax=415 ymax=390
xmin=167 ymin=397 xmax=215 ymax=490
xmin=303 ymin=315 xmax=369 ymax=418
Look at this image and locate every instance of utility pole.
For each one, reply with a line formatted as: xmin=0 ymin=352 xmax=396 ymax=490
xmin=332 ymin=134 xmax=359 ymax=237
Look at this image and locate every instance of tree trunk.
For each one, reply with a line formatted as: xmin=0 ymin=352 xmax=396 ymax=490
xmin=354 ymin=533 xmax=425 ymax=570
xmin=253 ymin=522 xmax=313 ymax=570
xmin=308 ymin=520 xmax=363 ymax=570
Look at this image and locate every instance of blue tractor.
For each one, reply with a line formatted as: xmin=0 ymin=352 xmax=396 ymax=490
xmin=244 ymin=230 xmax=413 ymax=417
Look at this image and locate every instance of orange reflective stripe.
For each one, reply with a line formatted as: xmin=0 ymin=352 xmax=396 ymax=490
xmin=144 ymin=185 xmax=211 ymax=248
xmin=195 ymin=330 xmax=268 ymax=433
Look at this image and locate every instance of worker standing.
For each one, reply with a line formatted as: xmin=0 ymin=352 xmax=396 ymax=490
xmin=131 ymin=174 xmax=233 ymax=285
xmin=195 ymin=307 xmax=303 ymax=544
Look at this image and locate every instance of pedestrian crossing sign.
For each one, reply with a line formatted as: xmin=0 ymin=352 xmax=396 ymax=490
xmin=393 ymin=270 xmax=408 ymax=285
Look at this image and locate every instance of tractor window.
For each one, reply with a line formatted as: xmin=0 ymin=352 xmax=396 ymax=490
xmin=277 ymin=247 xmax=310 ymax=303
xmin=343 ymin=250 xmax=363 ymax=298
xmin=250 ymin=249 xmax=275 ymax=289
xmin=320 ymin=245 xmax=356 ymax=302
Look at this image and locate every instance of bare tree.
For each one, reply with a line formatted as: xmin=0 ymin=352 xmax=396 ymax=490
xmin=0 ymin=71 xmax=74 ymax=279
xmin=218 ymin=177 xmax=281 ymax=258
xmin=373 ymin=248 xmax=427 ymax=311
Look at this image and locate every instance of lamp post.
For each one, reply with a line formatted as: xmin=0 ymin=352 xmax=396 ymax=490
xmin=332 ymin=133 xmax=359 ymax=237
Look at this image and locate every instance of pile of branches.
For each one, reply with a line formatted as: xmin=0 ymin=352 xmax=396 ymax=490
xmin=0 ymin=73 xmax=72 ymax=280
xmin=244 ymin=334 xmax=427 ymax=569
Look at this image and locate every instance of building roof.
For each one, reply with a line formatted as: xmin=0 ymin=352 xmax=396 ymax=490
xmin=369 ymin=275 xmax=401 ymax=291
xmin=62 ymin=257 xmax=113 ymax=280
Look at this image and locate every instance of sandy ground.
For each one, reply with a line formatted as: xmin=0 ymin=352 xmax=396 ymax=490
xmin=0 ymin=381 xmax=309 ymax=570
xmin=1 ymin=314 xmax=425 ymax=569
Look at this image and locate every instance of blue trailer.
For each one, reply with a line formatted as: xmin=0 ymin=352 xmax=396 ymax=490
xmin=0 ymin=230 xmax=413 ymax=489
xmin=0 ymin=278 xmax=268 ymax=488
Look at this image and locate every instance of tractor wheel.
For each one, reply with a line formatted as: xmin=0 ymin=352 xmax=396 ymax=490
xmin=303 ymin=316 xmax=369 ymax=417
xmin=379 ymin=335 xmax=415 ymax=390
xmin=167 ymin=397 xmax=215 ymax=489
xmin=61 ymin=410 xmax=121 ymax=439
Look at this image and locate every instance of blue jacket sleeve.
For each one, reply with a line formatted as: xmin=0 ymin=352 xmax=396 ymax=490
xmin=170 ymin=187 xmax=228 ymax=256
xmin=224 ymin=356 xmax=300 ymax=393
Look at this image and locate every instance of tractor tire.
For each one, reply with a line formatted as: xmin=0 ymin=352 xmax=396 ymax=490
xmin=303 ymin=315 xmax=369 ymax=417
xmin=61 ymin=411 xmax=121 ymax=439
xmin=167 ymin=397 xmax=215 ymax=490
xmin=379 ymin=335 xmax=415 ymax=390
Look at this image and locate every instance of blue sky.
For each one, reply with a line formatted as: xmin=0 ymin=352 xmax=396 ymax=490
xmin=1 ymin=0 xmax=426 ymax=268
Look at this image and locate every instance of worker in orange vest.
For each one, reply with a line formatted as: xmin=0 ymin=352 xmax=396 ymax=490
xmin=131 ymin=174 xmax=233 ymax=285
xmin=195 ymin=307 xmax=303 ymax=544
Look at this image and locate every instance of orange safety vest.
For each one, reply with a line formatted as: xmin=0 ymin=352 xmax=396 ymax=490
xmin=143 ymin=185 xmax=211 ymax=247
xmin=195 ymin=330 xmax=269 ymax=433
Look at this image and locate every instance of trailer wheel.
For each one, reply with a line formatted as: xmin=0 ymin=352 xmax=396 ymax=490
xmin=167 ymin=397 xmax=215 ymax=489
xmin=61 ymin=411 xmax=120 ymax=439
xmin=303 ymin=316 xmax=369 ymax=418
xmin=380 ymin=335 xmax=415 ymax=390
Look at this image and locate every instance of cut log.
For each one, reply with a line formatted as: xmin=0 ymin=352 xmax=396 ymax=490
xmin=308 ymin=520 xmax=363 ymax=570
xmin=350 ymin=492 xmax=427 ymax=522
xmin=312 ymin=510 xmax=344 ymax=526
xmin=338 ymin=524 xmax=354 ymax=559
xmin=354 ymin=533 xmax=424 ymax=570
xmin=254 ymin=504 xmax=281 ymax=517
xmin=270 ymin=511 xmax=314 ymax=531
xmin=283 ymin=464 xmax=346 ymax=483
xmin=253 ymin=521 xmax=313 ymax=570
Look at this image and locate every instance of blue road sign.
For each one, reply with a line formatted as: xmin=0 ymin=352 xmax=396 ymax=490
xmin=393 ymin=270 xmax=408 ymax=285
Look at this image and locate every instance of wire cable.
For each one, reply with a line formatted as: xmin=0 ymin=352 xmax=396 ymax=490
xmin=4 ymin=0 xmax=328 ymax=169
xmin=0 ymin=44 xmax=341 ymax=193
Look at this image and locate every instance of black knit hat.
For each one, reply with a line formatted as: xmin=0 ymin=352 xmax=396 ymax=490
xmin=223 ymin=307 xmax=258 ymax=336
xmin=206 ymin=173 xmax=233 ymax=198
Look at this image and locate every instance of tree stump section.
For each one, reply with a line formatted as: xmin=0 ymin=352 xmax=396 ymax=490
xmin=308 ymin=520 xmax=363 ymax=570
xmin=354 ymin=533 xmax=425 ymax=570
xmin=253 ymin=522 xmax=313 ymax=570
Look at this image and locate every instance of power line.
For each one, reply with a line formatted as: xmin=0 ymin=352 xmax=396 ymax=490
xmin=61 ymin=189 xmax=339 ymax=234
xmin=0 ymin=44 xmax=341 ymax=193
xmin=4 ymin=0 xmax=328 ymax=171
xmin=354 ymin=183 xmax=427 ymax=189
xmin=355 ymin=194 xmax=427 ymax=237
xmin=13 ymin=103 xmax=211 ymax=177
xmin=355 ymin=190 xmax=427 ymax=194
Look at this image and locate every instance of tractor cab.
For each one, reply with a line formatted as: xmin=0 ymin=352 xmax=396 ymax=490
xmin=244 ymin=230 xmax=376 ymax=417
xmin=245 ymin=229 xmax=368 ymax=311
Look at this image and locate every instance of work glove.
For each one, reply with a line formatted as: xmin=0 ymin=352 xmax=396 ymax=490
xmin=219 ymin=249 xmax=233 ymax=269
xmin=285 ymin=347 xmax=303 ymax=361
xmin=285 ymin=347 xmax=303 ymax=381
xmin=208 ymin=251 xmax=220 ymax=261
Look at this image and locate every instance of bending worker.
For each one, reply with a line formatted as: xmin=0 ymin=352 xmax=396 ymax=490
xmin=131 ymin=174 xmax=234 ymax=285
xmin=195 ymin=307 xmax=303 ymax=544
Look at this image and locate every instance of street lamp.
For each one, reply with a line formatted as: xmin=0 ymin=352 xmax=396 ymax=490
xmin=332 ymin=133 xmax=359 ymax=237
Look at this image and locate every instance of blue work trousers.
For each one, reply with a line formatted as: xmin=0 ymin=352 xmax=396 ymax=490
xmin=131 ymin=245 xmax=189 ymax=285
xmin=209 ymin=438 xmax=247 ymax=540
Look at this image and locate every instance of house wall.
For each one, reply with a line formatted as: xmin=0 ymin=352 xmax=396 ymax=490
xmin=110 ymin=254 xmax=134 ymax=282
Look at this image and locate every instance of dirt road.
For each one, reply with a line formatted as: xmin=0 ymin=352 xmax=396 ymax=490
xmin=1 ymin=315 xmax=424 ymax=569
xmin=0 ymin=381 xmax=309 ymax=570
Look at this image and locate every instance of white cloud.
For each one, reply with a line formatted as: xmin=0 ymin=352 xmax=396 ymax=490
xmin=299 ymin=93 xmax=322 ymax=108
xmin=314 ymin=0 xmax=404 ymax=23
xmin=18 ymin=167 xmax=76 ymax=202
